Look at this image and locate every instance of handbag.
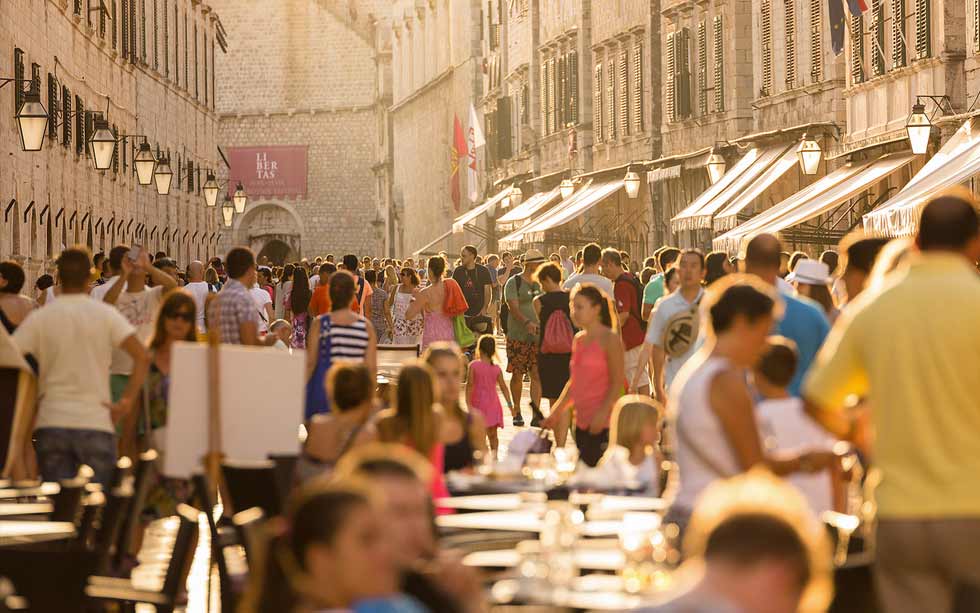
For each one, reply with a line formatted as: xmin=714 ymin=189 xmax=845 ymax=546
xmin=527 ymin=428 xmax=553 ymax=454
xmin=452 ymin=314 xmax=476 ymax=348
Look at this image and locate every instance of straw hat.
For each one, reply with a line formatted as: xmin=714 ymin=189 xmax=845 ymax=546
xmin=523 ymin=248 xmax=547 ymax=264
xmin=786 ymin=260 xmax=832 ymax=285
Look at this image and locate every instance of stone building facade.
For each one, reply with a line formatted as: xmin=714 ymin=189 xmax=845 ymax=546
xmin=0 ymin=0 xmax=224 ymax=284
xmin=212 ymin=0 xmax=392 ymax=263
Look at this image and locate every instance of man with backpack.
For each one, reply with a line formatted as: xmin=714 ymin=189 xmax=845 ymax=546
xmin=602 ymin=248 xmax=650 ymax=396
xmin=503 ymin=249 xmax=546 ymax=427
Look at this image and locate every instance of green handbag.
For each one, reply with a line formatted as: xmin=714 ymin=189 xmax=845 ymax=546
xmin=452 ymin=315 xmax=476 ymax=348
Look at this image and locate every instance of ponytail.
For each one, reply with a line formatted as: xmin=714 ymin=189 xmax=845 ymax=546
xmin=573 ymin=284 xmax=617 ymax=330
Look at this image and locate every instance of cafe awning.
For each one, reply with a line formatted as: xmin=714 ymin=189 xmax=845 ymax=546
xmin=670 ymin=144 xmax=792 ymax=232
xmin=451 ymin=186 xmax=511 ymax=233
xmin=498 ymin=179 xmax=607 ymax=249
xmin=713 ymin=152 xmax=915 ymax=254
xmin=496 ymin=187 xmax=562 ymax=225
xmin=522 ymin=180 xmax=624 ymax=244
xmin=711 ymin=146 xmax=800 ymax=232
xmin=864 ymin=118 xmax=980 ymax=236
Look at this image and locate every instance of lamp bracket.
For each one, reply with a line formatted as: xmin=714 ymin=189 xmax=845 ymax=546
xmin=915 ymin=95 xmax=954 ymax=120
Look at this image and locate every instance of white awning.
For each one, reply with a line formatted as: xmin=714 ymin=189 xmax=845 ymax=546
xmin=497 ymin=187 xmax=562 ymax=225
xmin=647 ymin=165 xmax=682 ymax=184
xmin=522 ymin=180 xmax=624 ymax=244
xmin=498 ymin=179 xmax=599 ymax=249
xmin=451 ymin=186 xmax=511 ymax=233
xmin=864 ymin=118 xmax=980 ymax=236
xmin=713 ymin=153 xmax=915 ymax=254
xmin=670 ymin=144 xmax=792 ymax=232
xmin=712 ymin=147 xmax=800 ymax=232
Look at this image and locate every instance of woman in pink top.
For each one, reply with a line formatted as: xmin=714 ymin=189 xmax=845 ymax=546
xmin=406 ymin=256 xmax=455 ymax=352
xmin=543 ymin=284 xmax=625 ymax=467
xmin=466 ymin=335 xmax=515 ymax=457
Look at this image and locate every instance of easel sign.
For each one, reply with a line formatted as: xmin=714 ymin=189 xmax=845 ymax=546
xmin=163 ymin=342 xmax=306 ymax=479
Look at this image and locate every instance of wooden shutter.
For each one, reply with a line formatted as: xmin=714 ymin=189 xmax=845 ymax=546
xmin=121 ymin=0 xmax=130 ymax=59
xmin=713 ymin=16 xmax=725 ymax=111
xmin=497 ymin=96 xmax=513 ymax=159
xmin=851 ymin=14 xmax=864 ymax=83
xmin=618 ymin=48 xmax=629 ymax=136
xmin=62 ymin=86 xmax=72 ymax=148
xmin=47 ymin=74 xmax=59 ymax=140
xmin=140 ymin=0 xmax=147 ymax=62
xmin=541 ymin=61 xmax=549 ymax=136
xmin=13 ymin=48 xmax=24 ymax=111
xmin=153 ymin=0 xmax=159 ymax=70
xmin=915 ymin=0 xmax=930 ymax=58
xmin=112 ymin=0 xmax=118 ymax=49
xmin=174 ymin=4 xmax=179 ymax=84
xmin=557 ymin=54 xmax=566 ymax=130
xmin=761 ymin=0 xmax=773 ymax=95
xmin=75 ymin=97 xmax=85 ymax=157
xmin=975 ymin=0 xmax=980 ymax=52
xmin=568 ymin=51 xmax=579 ymax=124
xmin=130 ymin=0 xmax=137 ymax=63
xmin=548 ymin=58 xmax=557 ymax=134
xmin=163 ymin=0 xmax=169 ymax=76
xmin=593 ymin=62 xmax=604 ymax=141
xmin=204 ymin=34 xmax=209 ymax=106
xmin=697 ymin=21 xmax=708 ymax=115
xmin=112 ymin=124 xmax=119 ymax=173
xmin=892 ymin=0 xmax=907 ymax=65
xmin=100 ymin=0 xmax=107 ymax=38
xmin=871 ymin=0 xmax=885 ymax=75
xmin=809 ymin=0 xmax=822 ymax=80
xmin=785 ymin=0 xmax=797 ymax=88
xmin=665 ymin=32 xmax=676 ymax=122
xmin=520 ymin=77 xmax=529 ymax=125
xmin=85 ymin=111 xmax=94 ymax=159
xmin=632 ymin=43 xmax=643 ymax=132
xmin=677 ymin=28 xmax=692 ymax=119
xmin=194 ymin=22 xmax=200 ymax=99
xmin=606 ymin=51 xmax=617 ymax=140
xmin=184 ymin=11 xmax=189 ymax=88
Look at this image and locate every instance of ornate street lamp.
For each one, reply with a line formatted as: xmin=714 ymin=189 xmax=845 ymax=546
xmin=706 ymin=149 xmax=727 ymax=185
xmin=559 ymin=178 xmax=575 ymax=200
xmin=796 ymin=134 xmax=822 ymax=176
xmin=906 ymin=103 xmax=932 ymax=155
xmin=133 ymin=141 xmax=157 ymax=185
xmin=154 ymin=157 xmax=174 ymax=195
xmin=16 ymin=90 xmax=48 ymax=152
xmin=233 ymin=181 xmax=247 ymax=213
xmin=203 ymin=171 xmax=221 ymax=208
xmin=504 ymin=185 xmax=523 ymax=209
xmin=221 ymin=196 xmax=235 ymax=227
xmin=88 ymin=116 xmax=117 ymax=171
xmin=624 ymin=168 xmax=641 ymax=199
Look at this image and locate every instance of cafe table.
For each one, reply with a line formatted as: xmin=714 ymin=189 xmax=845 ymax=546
xmin=437 ymin=493 xmax=667 ymax=514
xmin=491 ymin=574 xmax=672 ymax=611
xmin=464 ymin=539 xmax=626 ymax=572
xmin=0 ymin=483 xmax=59 ymax=501
xmin=436 ymin=510 xmax=661 ymax=538
xmin=0 ymin=521 xmax=75 ymax=547
xmin=0 ymin=503 xmax=53 ymax=518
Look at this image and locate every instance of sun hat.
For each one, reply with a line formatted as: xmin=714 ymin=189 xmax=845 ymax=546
xmin=523 ymin=248 xmax=547 ymax=264
xmin=786 ymin=259 xmax=832 ymax=285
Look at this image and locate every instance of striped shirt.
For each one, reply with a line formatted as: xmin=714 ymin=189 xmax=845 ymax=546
xmin=323 ymin=316 xmax=370 ymax=362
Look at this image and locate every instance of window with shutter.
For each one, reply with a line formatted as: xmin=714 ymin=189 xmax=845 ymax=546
xmin=761 ymin=0 xmax=773 ymax=95
xmin=915 ymin=0 xmax=930 ymax=58
xmin=871 ymin=0 xmax=885 ymax=75
xmin=892 ymin=0 xmax=907 ymax=65
xmin=204 ymin=34 xmax=209 ymax=106
xmin=194 ymin=22 xmax=199 ymax=99
xmin=809 ymin=0 xmax=822 ymax=80
xmin=548 ymin=58 xmax=557 ymax=135
xmin=520 ymin=77 xmax=529 ymax=125
xmin=851 ymin=14 xmax=864 ymax=82
xmin=187 ymin=160 xmax=194 ymax=193
xmin=163 ymin=0 xmax=169 ymax=77
xmin=697 ymin=21 xmax=708 ymax=115
xmin=47 ymin=74 xmax=59 ymax=140
xmin=153 ymin=0 xmax=158 ymax=70
xmin=498 ymin=97 xmax=513 ymax=159
xmin=130 ymin=0 xmax=137 ymax=63
xmin=112 ymin=0 xmax=118 ymax=49
xmin=594 ymin=62 xmax=604 ymax=141
xmin=557 ymin=55 xmax=566 ymax=129
xmin=541 ymin=60 xmax=551 ymax=136
xmin=62 ymin=86 xmax=71 ymax=148
xmin=75 ymin=0 xmax=82 ymax=16
xmin=122 ymin=0 xmax=129 ymax=59
xmin=174 ymin=4 xmax=179 ymax=84
xmin=141 ymin=0 xmax=147 ymax=62
xmin=618 ymin=49 xmax=629 ymax=136
xmin=75 ymin=97 xmax=85 ymax=157
xmin=84 ymin=111 xmax=94 ymax=158
xmin=677 ymin=28 xmax=692 ymax=119
xmin=975 ymin=0 xmax=980 ymax=52
xmin=100 ymin=0 xmax=107 ymax=38
xmin=713 ymin=17 xmax=725 ymax=111
xmin=665 ymin=32 xmax=676 ymax=122
xmin=568 ymin=51 xmax=579 ymax=124
xmin=112 ymin=124 xmax=119 ymax=173
xmin=632 ymin=43 xmax=643 ymax=132
xmin=785 ymin=0 xmax=797 ymax=88
xmin=606 ymin=51 xmax=617 ymax=140
xmin=13 ymin=48 xmax=24 ymax=111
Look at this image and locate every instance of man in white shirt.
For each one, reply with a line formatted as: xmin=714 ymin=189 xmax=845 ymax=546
xmin=558 ymin=245 xmax=575 ymax=278
xmin=13 ymin=247 xmax=149 ymax=486
xmin=563 ymin=243 xmax=614 ymax=298
xmin=91 ymin=245 xmax=130 ymax=302
xmin=103 ymin=247 xmax=177 ymax=402
xmin=183 ymin=260 xmax=211 ymax=333
xmin=250 ymin=280 xmax=274 ymax=334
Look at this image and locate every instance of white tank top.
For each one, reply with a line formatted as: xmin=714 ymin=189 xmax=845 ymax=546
xmin=669 ymin=355 xmax=743 ymax=511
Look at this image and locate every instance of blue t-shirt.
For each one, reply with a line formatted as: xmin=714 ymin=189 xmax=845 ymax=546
xmin=776 ymin=291 xmax=830 ymax=396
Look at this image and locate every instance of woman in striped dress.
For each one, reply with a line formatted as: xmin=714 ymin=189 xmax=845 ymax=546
xmin=304 ymin=271 xmax=378 ymax=420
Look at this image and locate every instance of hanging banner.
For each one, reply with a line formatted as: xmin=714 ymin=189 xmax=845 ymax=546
xmin=468 ymin=104 xmax=485 ymax=203
xmin=227 ymin=145 xmax=309 ymax=199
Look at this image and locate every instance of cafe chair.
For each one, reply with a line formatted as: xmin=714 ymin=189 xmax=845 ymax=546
xmin=85 ymin=503 xmax=200 ymax=613
xmin=50 ymin=465 xmax=94 ymax=524
xmin=192 ymin=474 xmax=238 ymax=610
xmin=93 ymin=478 xmax=135 ymax=575
xmin=113 ymin=449 xmax=158 ymax=573
xmin=221 ymin=459 xmax=282 ymax=518
xmin=73 ymin=489 xmax=106 ymax=550
xmin=231 ymin=507 xmax=265 ymax=570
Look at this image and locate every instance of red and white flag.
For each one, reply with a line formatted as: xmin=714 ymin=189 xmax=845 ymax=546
xmin=467 ymin=104 xmax=485 ymax=203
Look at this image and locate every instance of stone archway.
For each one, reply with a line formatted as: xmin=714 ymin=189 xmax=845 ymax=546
xmin=233 ymin=201 xmax=304 ymax=264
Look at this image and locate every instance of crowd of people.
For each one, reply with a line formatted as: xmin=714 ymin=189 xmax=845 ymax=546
xmin=0 ymin=188 xmax=977 ymax=612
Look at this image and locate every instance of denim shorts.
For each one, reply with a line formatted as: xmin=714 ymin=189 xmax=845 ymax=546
xmin=34 ymin=428 xmax=117 ymax=487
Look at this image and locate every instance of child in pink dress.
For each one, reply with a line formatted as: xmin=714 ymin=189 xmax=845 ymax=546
xmin=466 ymin=335 xmax=515 ymax=457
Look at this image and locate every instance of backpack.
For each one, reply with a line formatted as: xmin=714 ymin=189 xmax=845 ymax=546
xmin=540 ymin=309 xmax=575 ymax=354
xmin=499 ymin=275 xmax=522 ymax=335
xmin=617 ymin=273 xmax=648 ymax=332
xmin=661 ymin=295 xmax=703 ymax=359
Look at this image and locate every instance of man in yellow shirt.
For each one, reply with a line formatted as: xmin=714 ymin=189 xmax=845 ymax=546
xmin=804 ymin=191 xmax=980 ymax=613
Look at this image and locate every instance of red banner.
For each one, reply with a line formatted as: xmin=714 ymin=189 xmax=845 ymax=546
xmin=451 ymin=114 xmax=467 ymax=213
xmin=227 ymin=146 xmax=308 ymax=199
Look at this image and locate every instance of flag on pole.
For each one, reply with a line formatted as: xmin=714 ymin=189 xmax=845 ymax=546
xmin=846 ymin=0 xmax=868 ymax=16
xmin=450 ymin=114 xmax=467 ymax=213
xmin=829 ymin=0 xmax=846 ymax=55
xmin=467 ymin=104 xmax=483 ymax=203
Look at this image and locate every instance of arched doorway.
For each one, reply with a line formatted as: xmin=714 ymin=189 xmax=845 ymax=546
xmin=257 ymin=238 xmax=296 ymax=266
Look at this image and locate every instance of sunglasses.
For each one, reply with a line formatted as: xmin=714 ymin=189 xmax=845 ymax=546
xmin=166 ymin=311 xmax=195 ymax=322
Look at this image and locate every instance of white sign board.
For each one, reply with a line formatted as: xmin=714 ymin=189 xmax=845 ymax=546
xmin=163 ymin=342 xmax=306 ymax=478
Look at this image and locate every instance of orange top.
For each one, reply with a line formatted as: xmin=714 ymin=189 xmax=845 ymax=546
xmin=309 ymin=285 xmax=359 ymax=317
xmin=442 ymin=278 xmax=469 ymax=317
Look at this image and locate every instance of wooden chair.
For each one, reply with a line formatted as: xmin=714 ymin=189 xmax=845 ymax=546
xmin=50 ymin=465 xmax=93 ymax=525
xmin=73 ymin=490 xmax=106 ymax=550
xmin=192 ymin=474 xmax=236 ymax=611
xmin=85 ymin=503 xmax=199 ymax=613
xmin=231 ymin=507 xmax=265 ymax=570
xmin=220 ymin=459 xmax=282 ymax=518
xmin=113 ymin=449 xmax=158 ymax=572
xmin=93 ymin=478 xmax=134 ymax=574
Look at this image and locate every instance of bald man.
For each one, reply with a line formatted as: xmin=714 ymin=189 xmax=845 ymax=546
xmin=184 ymin=260 xmax=210 ymax=333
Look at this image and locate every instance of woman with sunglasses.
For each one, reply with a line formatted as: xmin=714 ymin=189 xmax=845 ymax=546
xmin=388 ymin=267 xmax=423 ymax=345
xmin=139 ymin=291 xmax=198 ymax=519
